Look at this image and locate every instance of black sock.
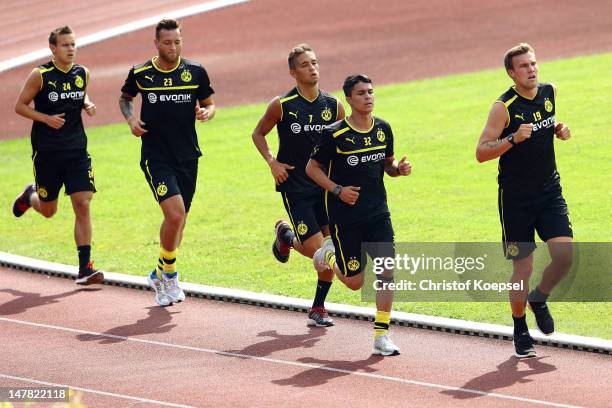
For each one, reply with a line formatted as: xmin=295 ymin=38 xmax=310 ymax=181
xmin=530 ymin=286 xmax=549 ymax=303
xmin=281 ymin=228 xmax=295 ymax=247
xmin=312 ymin=280 xmax=332 ymax=308
xmin=512 ymin=314 xmax=528 ymax=334
xmin=77 ymin=245 xmax=91 ymax=272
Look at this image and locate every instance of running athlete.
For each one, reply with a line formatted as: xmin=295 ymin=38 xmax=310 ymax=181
xmin=13 ymin=26 xmax=102 ymax=285
xmin=476 ymin=43 xmax=573 ymax=358
xmin=307 ymin=74 xmax=412 ymax=355
xmin=252 ymin=44 xmax=345 ymax=326
xmin=119 ymin=19 xmax=216 ymax=306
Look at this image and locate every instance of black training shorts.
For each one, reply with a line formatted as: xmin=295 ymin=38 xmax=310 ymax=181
xmin=330 ymin=214 xmax=395 ymax=277
xmin=32 ymin=149 xmax=96 ymax=202
xmin=498 ymin=185 xmax=573 ymax=260
xmin=281 ymin=190 xmax=329 ymax=243
xmin=140 ymin=158 xmax=199 ymax=212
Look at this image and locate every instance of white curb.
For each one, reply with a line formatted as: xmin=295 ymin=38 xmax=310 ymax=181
xmin=1 ymin=251 xmax=610 ymax=354
xmin=0 ymin=0 xmax=250 ymax=73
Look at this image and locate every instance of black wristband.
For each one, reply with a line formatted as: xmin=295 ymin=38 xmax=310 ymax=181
xmin=332 ymin=184 xmax=342 ymax=197
xmin=508 ymin=134 xmax=516 ymax=146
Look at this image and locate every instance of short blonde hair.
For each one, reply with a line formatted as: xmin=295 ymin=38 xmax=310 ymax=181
xmin=288 ymin=43 xmax=313 ymax=69
xmin=504 ymin=43 xmax=534 ymax=71
xmin=49 ymin=26 xmax=73 ymax=45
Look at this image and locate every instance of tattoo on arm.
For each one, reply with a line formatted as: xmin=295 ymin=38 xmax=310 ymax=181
xmin=119 ymin=95 xmax=134 ymax=120
xmin=484 ymin=139 xmax=504 ymax=149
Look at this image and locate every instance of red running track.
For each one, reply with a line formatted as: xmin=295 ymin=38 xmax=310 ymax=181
xmin=1 ymin=266 xmax=610 ymax=407
xmin=3 ymin=0 xmax=612 ymax=139
xmin=0 ymin=0 xmax=226 ymax=63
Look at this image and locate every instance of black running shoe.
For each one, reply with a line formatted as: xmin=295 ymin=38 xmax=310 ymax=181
xmin=12 ymin=183 xmax=36 ymax=217
xmin=272 ymin=220 xmax=292 ymax=263
xmin=75 ymin=261 xmax=104 ymax=285
xmin=528 ymin=290 xmax=555 ymax=335
xmin=513 ymin=331 xmax=537 ymax=358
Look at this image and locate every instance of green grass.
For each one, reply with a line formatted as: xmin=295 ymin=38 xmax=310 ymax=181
xmin=1 ymin=52 xmax=610 ymax=338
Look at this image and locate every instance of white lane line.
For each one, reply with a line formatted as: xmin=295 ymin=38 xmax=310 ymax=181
xmin=2 ymin=251 xmax=610 ymax=354
xmin=0 ymin=373 xmax=195 ymax=408
xmin=0 ymin=0 xmax=250 ymax=73
xmin=0 ymin=316 xmax=581 ymax=408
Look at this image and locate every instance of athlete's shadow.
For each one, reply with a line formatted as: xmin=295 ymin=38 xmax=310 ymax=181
xmin=272 ymin=355 xmax=383 ymax=387
xmin=441 ymin=356 xmax=557 ymax=400
xmin=76 ymin=306 xmax=178 ymax=344
xmin=223 ymin=327 xmax=326 ymax=358
xmin=0 ymin=288 xmax=101 ymax=315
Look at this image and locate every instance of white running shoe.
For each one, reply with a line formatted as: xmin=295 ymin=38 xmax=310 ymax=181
xmin=163 ymin=273 xmax=185 ymax=303
xmin=372 ymin=334 xmax=401 ymax=356
xmin=307 ymin=306 xmax=335 ymax=327
xmin=147 ymin=272 xmax=172 ymax=307
xmin=313 ymin=237 xmax=335 ymax=273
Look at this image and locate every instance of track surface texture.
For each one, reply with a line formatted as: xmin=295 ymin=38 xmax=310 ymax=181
xmin=1 ymin=0 xmax=612 ymax=138
xmin=1 ymin=1 xmax=611 ymax=406
xmin=1 ymin=267 xmax=611 ymax=407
